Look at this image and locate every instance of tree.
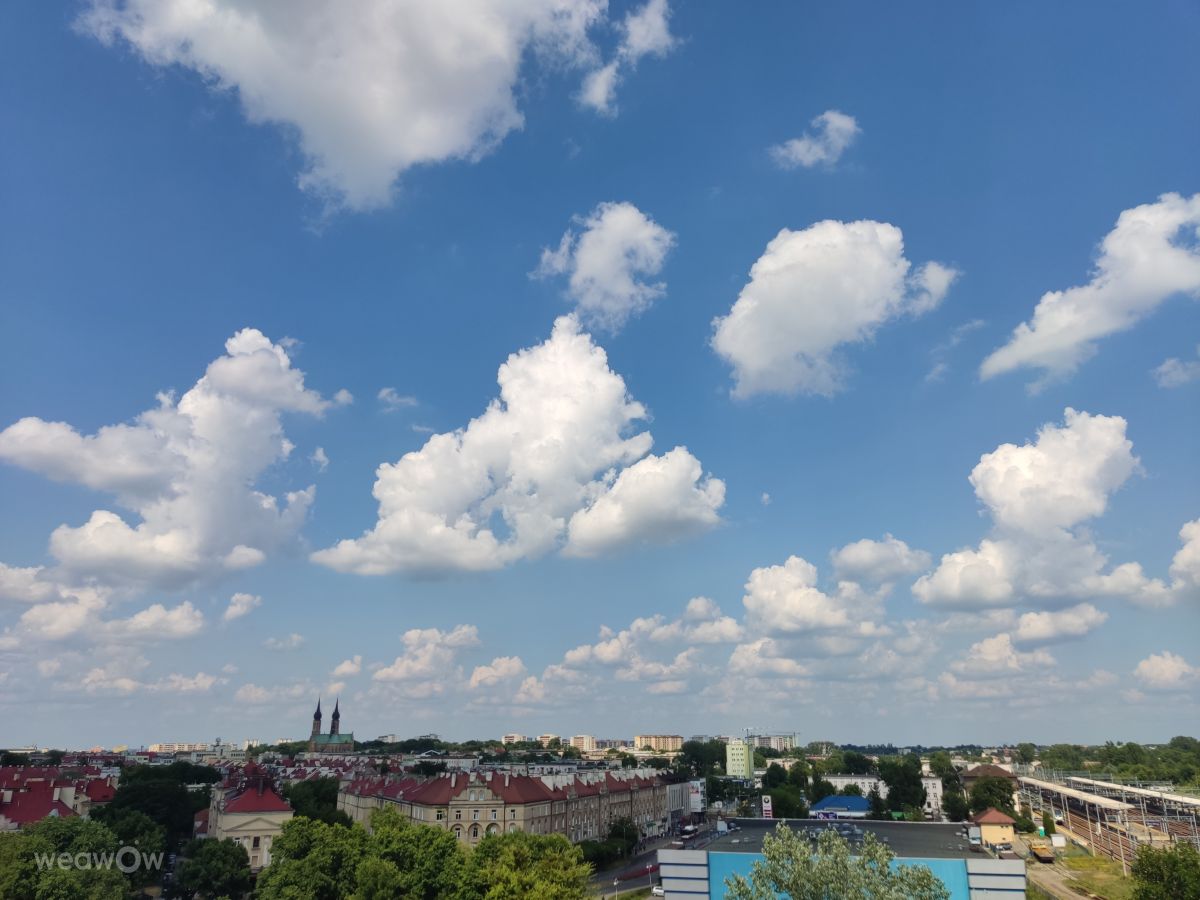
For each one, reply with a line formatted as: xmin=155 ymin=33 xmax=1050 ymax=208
xmin=766 ymin=785 xmax=808 ymax=819
xmin=458 ymin=831 xmax=591 ymax=900
xmin=90 ymin=808 xmax=165 ymax=888
xmin=867 ymin=787 xmax=888 ymax=820
xmin=842 ymin=752 xmax=873 ymax=775
xmin=786 ymin=759 xmax=810 ymax=790
xmin=928 ymin=752 xmax=957 ymax=787
xmin=1015 ymin=743 xmax=1037 ymax=765
xmin=1132 ymin=842 xmax=1200 ymax=900
xmin=177 ymin=837 xmax=253 ymax=899
xmin=763 ymin=763 xmax=787 ymax=790
xmin=0 ymin=817 xmax=128 ymax=900
xmin=839 ymin=784 xmax=863 ymax=797
xmin=968 ymin=777 xmax=1016 ymax=816
xmin=878 ymin=755 xmax=926 ymax=812
xmin=1042 ymin=810 xmax=1056 ymax=835
xmin=807 ymin=779 xmax=835 ymax=804
xmin=943 ymin=791 xmax=969 ymax=822
xmin=725 ymin=826 xmax=950 ymax=900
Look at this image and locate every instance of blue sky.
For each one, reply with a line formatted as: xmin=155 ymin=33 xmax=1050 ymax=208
xmin=1 ymin=0 xmax=1197 ymax=750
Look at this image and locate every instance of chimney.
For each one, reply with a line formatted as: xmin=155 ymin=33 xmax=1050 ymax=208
xmin=505 ymin=773 xmax=510 ymax=787
xmin=451 ymin=773 xmax=457 ymax=789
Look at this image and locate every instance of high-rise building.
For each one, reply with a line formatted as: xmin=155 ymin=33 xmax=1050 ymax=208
xmin=569 ymin=735 xmax=596 ymax=752
xmin=726 ymin=739 xmax=754 ymax=778
xmin=500 ymin=733 xmax=527 ymax=745
xmin=634 ymin=734 xmax=684 ymax=752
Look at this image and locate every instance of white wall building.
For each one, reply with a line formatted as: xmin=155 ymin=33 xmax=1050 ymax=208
xmin=821 ymin=775 xmax=945 ymax=818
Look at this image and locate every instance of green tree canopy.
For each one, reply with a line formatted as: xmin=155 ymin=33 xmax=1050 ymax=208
xmin=283 ymin=776 xmax=354 ymax=826
xmin=0 ymin=817 xmax=127 ymax=900
xmin=725 ymin=826 xmax=950 ymax=900
xmin=878 ymin=755 xmax=926 ymax=812
xmin=968 ymin=776 xmax=1016 ymax=816
xmin=458 ymin=831 xmax=591 ymax=900
xmin=177 ymin=837 xmax=253 ymax=899
xmin=1131 ymin=842 xmax=1200 ymax=900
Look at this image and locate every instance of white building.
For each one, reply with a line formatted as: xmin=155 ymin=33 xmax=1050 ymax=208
xmin=821 ymin=775 xmax=945 ymax=818
xmin=726 ymin=740 xmax=754 ymax=779
xmin=569 ymin=735 xmax=596 ymax=752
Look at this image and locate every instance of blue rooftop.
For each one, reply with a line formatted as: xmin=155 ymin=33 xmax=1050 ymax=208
xmin=809 ymin=795 xmax=871 ymax=813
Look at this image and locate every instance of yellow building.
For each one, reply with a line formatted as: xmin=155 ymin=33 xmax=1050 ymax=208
xmin=971 ymin=807 xmax=1016 ymax=847
xmin=725 ymin=740 xmax=754 ymax=779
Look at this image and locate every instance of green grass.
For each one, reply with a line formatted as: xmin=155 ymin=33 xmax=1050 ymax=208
xmin=1061 ymin=855 xmax=1133 ymax=900
xmin=1026 ymin=883 xmax=1057 ymax=899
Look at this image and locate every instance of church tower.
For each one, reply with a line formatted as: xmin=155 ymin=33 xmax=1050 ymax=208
xmin=330 ymin=698 xmax=341 ymax=736
xmin=311 ymin=697 xmax=322 ymax=738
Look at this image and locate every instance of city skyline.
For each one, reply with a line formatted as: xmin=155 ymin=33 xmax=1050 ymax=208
xmin=1 ymin=1 xmax=1198 ymax=749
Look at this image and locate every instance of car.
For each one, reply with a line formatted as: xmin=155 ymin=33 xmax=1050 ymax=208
xmin=651 ymin=886 xmax=666 ymax=897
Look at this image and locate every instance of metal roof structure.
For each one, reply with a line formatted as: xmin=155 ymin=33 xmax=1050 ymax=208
xmin=1066 ymin=776 xmax=1200 ymax=810
xmin=1018 ymin=776 xmax=1133 ymax=812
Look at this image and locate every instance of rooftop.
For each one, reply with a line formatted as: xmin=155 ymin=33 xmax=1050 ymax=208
xmin=705 ymin=820 xmax=976 ymax=859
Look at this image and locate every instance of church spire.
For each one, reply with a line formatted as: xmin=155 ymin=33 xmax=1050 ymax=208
xmin=311 ymin=697 xmax=323 ymax=738
xmin=330 ymin=697 xmax=341 ymax=736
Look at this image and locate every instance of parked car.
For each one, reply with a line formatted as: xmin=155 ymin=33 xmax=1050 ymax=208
xmin=651 ymin=886 xmax=666 ymax=897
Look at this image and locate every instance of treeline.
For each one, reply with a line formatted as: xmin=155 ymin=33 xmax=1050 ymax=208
xmin=1034 ymin=736 xmax=1199 ymax=786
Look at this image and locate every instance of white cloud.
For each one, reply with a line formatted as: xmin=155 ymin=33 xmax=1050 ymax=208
xmin=914 ymin=409 xmax=1191 ymax=610
xmin=374 ymin=625 xmax=480 ymax=681
xmin=760 ymin=492 xmax=771 ymax=506
xmin=535 ymin=201 xmax=676 ymax=332
xmin=711 ymin=220 xmax=958 ymax=397
xmin=311 ymin=446 xmax=329 ymax=472
xmin=468 ymin=655 xmax=526 ymax=689
xmin=1134 ymin=651 xmax=1197 ymax=691
xmin=0 ymin=564 xmax=80 ymax=605
xmin=9 ymin=596 xmax=203 ymax=644
xmin=981 ymin=193 xmax=1200 ymax=388
xmin=378 ymin=388 xmax=418 ymax=411
xmin=79 ymin=0 xmax=611 ymax=210
xmin=223 ymin=592 xmax=262 ymax=622
xmin=1012 ymin=603 xmax=1108 ymax=645
xmin=950 ymin=633 xmax=1055 ymax=675
xmin=0 ymin=329 xmax=338 ymax=590
xmin=769 ymin=110 xmax=860 ymax=169
xmin=741 ymin=555 xmax=884 ymax=636
xmin=264 ymin=633 xmax=305 ymax=651
xmin=1152 ymin=345 xmax=1200 ymax=388
xmin=564 ymin=447 xmax=724 ymax=556
xmin=578 ymin=0 xmax=675 ymax=115
xmin=313 ymin=316 xmax=722 ymax=575
xmin=332 ymin=655 xmax=363 ymax=678
xmin=831 ymin=534 xmax=931 ymax=583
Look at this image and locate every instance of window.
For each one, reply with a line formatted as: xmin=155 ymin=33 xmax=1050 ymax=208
xmin=436 ymin=809 xmax=445 ymax=820
xmin=490 ymin=809 xmax=497 ymax=820
xmin=470 ymin=825 xmax=479 ymax=839
xmin=472 ymin=809 xmax=479 ymax=820
xmin=252 ymin=836 xmax=260 ymax=849
xmin=509 ymin=809 xmax=516 ymax=819
xmin=453 ymin=826 xmax=463 ymax=840
xmin=455 ymin=810 xmax=462 ymax=820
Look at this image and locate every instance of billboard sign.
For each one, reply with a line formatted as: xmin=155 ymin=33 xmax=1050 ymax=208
xmin=761 ymin=795 xmax=774 ymax=819
xmin=688 ymin=780 xmax=706 ymax=813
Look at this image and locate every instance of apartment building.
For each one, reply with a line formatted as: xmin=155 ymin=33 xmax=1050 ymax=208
xmin=634 ymin=734 xmax=684 ymax=752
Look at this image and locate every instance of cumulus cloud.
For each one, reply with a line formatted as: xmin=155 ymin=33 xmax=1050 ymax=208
xmin=310 ymin=447 xmax=329 ymax=472
xmin=332 ymin=655 xmax=363 ymax=678
xmin=711 ymin=220 xmax=959 ymax=397
xmin=1152 ymin=345 xmax=1200 ymax=388
xmin=0 ymin=329 xmax=339 ymax=590
xmin=950 ymin=633 xmax=1055 ymax=675
xmin=468 ymin=655 xmax=526 ymax=689
xmin=741 ymin=555 xmax=885 ymax=637
xmin=223 ymin=592 xmax=262 ymax=622
xmin=79 ymin=0 xmax=614 ymax=210
xmin=981 ymin=193 xmax=1200 ymax=388
xmin=534 ymin=201 xmax=676 ymax=331
xmin=831 ymin=534 xmax=931 ymax=583
xmin=769 ymin=110 xmax=860 ymax=169
xmin=1012 ymin=603 xmax=1108 ymax=645
xmin=4 ymin=595 xmax=203 ymax=645
xmin=915 ymin=409 xmax=1193 ymax=610
xmin=374 ymin=625 xmax=480 ymax=682
xmin=313 ymin=316 xmax=723 ymax=575
xmin=578 ymin=0 xmax=675 ymax=115
xmin=1134 ymin=651 xmax=1197 ymax=691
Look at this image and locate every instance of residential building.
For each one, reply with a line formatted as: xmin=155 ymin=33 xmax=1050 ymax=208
xmin=962 ymin=764 xmax=1018 ymax=796
xmin=537 ymin=734 xmax=560 ymax=748
xmin=148 ymin=742 xmax=209 ymax=753
xmin=748 ymin=734 xmax=796 ymax=752
xmin=501 ymin=733 xmax=527 ymax=745
xmin=726 ymin=740 xmax=754 ymax=779
xmin=338 ymin=769 xmax=668 ymax=847
xmin=569 ymin=735 xmax=596 ymax=752
xmin=635 ymin=734 xmax=684 ymax=752
xmin=208 ymin=763 xmax=293 ymax=871
xmin=822 ymin=774 xmax=945 ymax=818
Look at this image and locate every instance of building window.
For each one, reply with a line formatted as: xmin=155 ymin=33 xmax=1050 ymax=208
xmin=490 ymin=809 xmax=497 ymax=820
xmin=455 ymin=811 xmax=462 ymax=820
xmin=453 ymin=826 xmax=463 ymax=840
xmin=472 ymin=810 xmax=479 ymax=820
xmin=470 ymin=825 xmax=479 ymax=839
xmin=509 ymin=809 xmax=516 ymax=819
xmin=436 ymin=810 xmax=445 ymax=820
xmin=252 ymin=837 xmax=260 ymax=849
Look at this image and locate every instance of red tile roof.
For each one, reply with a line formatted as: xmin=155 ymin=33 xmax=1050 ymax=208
xmin=0 ymin=783 xmax=78 ymax=826
xmin=972 ymin=807 xmax=1016 ymax=825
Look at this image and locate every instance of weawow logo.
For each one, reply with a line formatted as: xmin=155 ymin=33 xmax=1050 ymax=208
xmin=33 ymin=846 xmax=164 ymax=874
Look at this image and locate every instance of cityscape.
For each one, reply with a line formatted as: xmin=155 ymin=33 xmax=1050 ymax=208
xmin=2 ymin=0 xmax=1198 ymax=898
